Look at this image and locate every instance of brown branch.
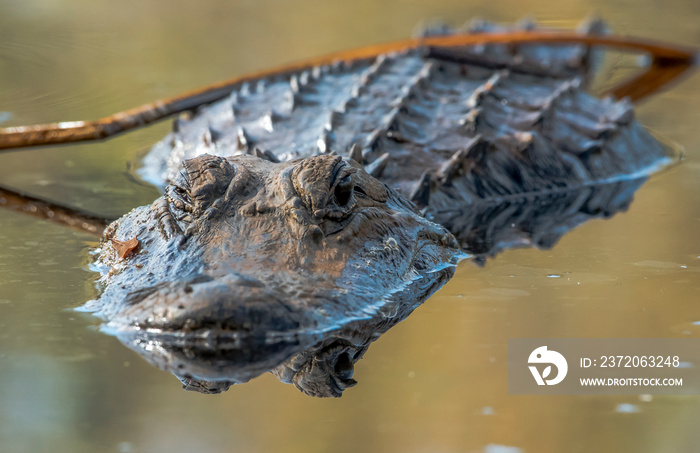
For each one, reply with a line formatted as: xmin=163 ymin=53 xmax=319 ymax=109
xmin=607 ymin=57 xmax=695 ymax=101
xmin=0 ymin=31 xmax=695 ymax=151
xmin=0 ymin=184 xmax=111 ymax=235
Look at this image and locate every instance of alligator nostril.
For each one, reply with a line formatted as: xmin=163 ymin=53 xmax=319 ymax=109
xmin=334 ymin=175 xmax=353 ymax=206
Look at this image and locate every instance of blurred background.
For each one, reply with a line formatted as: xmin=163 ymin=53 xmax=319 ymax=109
xmin=0 ymin=0 xmax=699 ymax=452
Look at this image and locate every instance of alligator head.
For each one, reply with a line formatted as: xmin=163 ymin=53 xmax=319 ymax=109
xmin=86 ymin=153 xmax=462 ymax=352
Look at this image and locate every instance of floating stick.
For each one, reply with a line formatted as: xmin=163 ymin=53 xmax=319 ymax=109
xmin=0 ymin=31 xmax=695 ymax=151
xmin=0 ymin=184 xmax=111 ymax=234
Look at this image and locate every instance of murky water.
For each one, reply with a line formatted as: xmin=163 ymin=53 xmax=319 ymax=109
xmin=1 ymin=0 xmax=700 ymax=452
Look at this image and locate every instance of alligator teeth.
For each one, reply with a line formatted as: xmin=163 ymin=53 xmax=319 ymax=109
xmin=254 ymin=147 xmax=280 ymax=163
xmin=409 ymin=171 xmax=431 ymax=206
xmin=365 ymin=153 xmax=390 ymax=178
xmin=348 ymin=144 xmax=363 ymax=164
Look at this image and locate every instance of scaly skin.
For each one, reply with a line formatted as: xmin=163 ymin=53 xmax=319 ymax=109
xmin=87 ymin=20 xmax=679 ymax=396
xmin=141 ymin=19 xmax=672 ymax=256
xmin=88 ymin=154 xmax=461 ymax=336
xmin=86 ymin=154 xmax=462 ymax=396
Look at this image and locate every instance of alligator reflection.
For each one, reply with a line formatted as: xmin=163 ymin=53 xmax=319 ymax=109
xmin=107 ymin=175 xmax=649 ymax=397
xmin=437 ymin=177 xmax=649 ymax=263
xmin=112 ymin=268 xmax=449 ymax=398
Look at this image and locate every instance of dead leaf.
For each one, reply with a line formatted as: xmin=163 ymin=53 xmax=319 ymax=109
xmin=110 ymin=237 xmax=139 ymax=259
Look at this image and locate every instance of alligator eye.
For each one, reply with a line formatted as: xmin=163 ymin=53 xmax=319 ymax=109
xmin=334 ymin=175 xmax=353 ymax=207
xmin=167 ymin=170 xmax=193 ymax=212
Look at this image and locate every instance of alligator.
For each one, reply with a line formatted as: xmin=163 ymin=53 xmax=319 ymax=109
xmin=93 ymin=158 xmax=649 ymax=397
xmin=86 ymin=152 xmax=463 ymax=397
xmin=106 ymin=166 xmax=649 ymax=398
xmin=0 ymin=19 xmax=696 ymax=397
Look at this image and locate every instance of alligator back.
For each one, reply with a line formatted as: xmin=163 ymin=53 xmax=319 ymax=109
xmin=140 ymin=19 xmax=672 ymax=254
